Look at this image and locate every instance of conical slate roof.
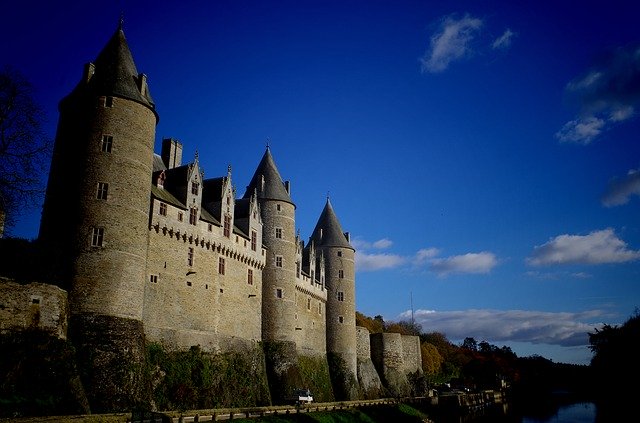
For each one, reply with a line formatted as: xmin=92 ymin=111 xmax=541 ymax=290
xmin=64 ymin=25 xmax=157 ymax=117
xmin=243 ymin=147 xmax=294 ymax=205
xmin=309 ymin=198 xmax=353 ymax=249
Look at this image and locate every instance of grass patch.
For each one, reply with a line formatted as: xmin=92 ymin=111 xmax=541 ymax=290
xmin=230 ymin=404 xmax=429 ymax=422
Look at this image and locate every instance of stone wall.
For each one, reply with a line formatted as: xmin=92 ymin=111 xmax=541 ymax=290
xmin=355 ymin=326 xmax=384 ymax=399
xmin=401 ymin=334 xmax=423 ymax=374
xmin=144 ymin=197 xmax=265 ymax=351
xmin=294 ymin=280 xmax=327 ymax=356
xmin=370 ymin=332 xmax=411 ymax=397
xmin=0 ymin=278 xmax=68 ymax=339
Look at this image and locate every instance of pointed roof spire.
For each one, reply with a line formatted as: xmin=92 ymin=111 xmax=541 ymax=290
xmin=65 ymin=23 xmax=157 ymax=120
xmin=310 ymin=198 xmax=353 ymax=249
xmin=243 ymin=147 xmax=294 ymax=205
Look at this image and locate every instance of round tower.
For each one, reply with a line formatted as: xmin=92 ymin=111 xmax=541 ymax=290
xmin=244 ymin=147 xmax=297 ymax=342
xmin=38 ymin=24 xmax=157 ymax=411
xmin=310 ymin=198 xmax=357 ymax=397
xmin=40 ymin=24 xmax=157 ymax=320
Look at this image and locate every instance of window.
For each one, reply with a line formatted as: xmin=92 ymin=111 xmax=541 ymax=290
xmin=339 ymin=316 xmax=344 ymax=324
xmin=318 ymin=303 xmax=322 ymax=315
xmin=104 ymin=96 xmax=113 ymax=107
xmin=251 ymin=231 xmax=257 ymax=251
xmin=159 ymin=202 xmax=167 ymax=216
xmin=275 ymin=255 xmax=283 ymax=268
xmin=150 ymin=275 xmax=158 ymax=283
xmin=91 ymin=227 xmax=104 ymax=247
xmin=338 ymin=270 xmax=344 ymax=279
xmin=186 ymin=281 xmax=192 ymax=287
xmin=96 ymin=182 xmax=108 ymax=200
xmin=337 ymin=291 xmax=344 ymax=302
xmin=101 ymin=135 xmax=113 ymax=152
xmin=307 ymin=298 xmax=311 ymax=310
xmin=337 ymin=251 xmax=342 ymax=257
xmin=275 ymin=288 xmax=283 ymax=298
xmin=191 ymin=182 xmax=199 ymax=195
xmin=275 ymin=227 xmax=282 ymax=239
xmin=224 ymin=216 xmax=232 ymax=237
xmin=218 ymin=257 xmax=225 ymax=275
xmin=187 ymin=247 xmax=194 ymax=266
xmin=189 ymin=208 xmax=198 ymax=225
xmin=247 ymin=268 xmax=253 ymax=285
xmin=276 ymin=204 xmax=281 ymax=211
xmin=296 ymin=262 xmax=301 ymax=278
xmin=208 ymin=223 xmax=212 ymax=232
xmin=178 ymin=212 xmax=183 ymax=222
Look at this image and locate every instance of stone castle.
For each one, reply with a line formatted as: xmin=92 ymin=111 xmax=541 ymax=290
xmin=0 ymin=24 xmax=422 ymax=410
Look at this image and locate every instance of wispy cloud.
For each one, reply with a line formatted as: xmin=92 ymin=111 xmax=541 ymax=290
xmin=430 ymin=252 xmax=498 ymax=276
xmin=421 ymin=14 xmax=483 ymax=73
xmin=354 ymin=237 xmax=498 ymax=275
xmin=401 ymin=308 xmax=607 ymax=348
xmin=557 ymin=44 xmax=640 ymax=144
xmin=527 ymin=228 xmax=640 ymax=266
xmin=525 ymin=270 xmax=593 ymax=280
xmin=356 ymin=252 xmax=406 ymax=272
xmin=492 ymin=29 xmax=515 ymax=50
xmin=555 ymin=116 xmax=605 ymax=144
xmin=602 ymin=168 xmax=640 ymax=207
xmin=413 ymin=248 xmax=440 ymax=266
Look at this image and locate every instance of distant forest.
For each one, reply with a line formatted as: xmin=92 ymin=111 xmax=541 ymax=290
xmin=357 ymin=309 xmax=640 ymax=399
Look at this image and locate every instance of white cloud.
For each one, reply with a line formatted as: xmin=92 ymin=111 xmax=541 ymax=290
xmin=558 ymin=44 xmax=640 ymax=144
xmin=421 ymin=14 xmax=483 ymax=73
xmin=555 ymin=116 xmax=605 ymax=144
xmin=352 ymin=237 xmax=393 ymax=250
xmin=609 ymin=105 xmax=634 ymax=122
xmin=527 ymin=228 xmax=640 ymax=266
xmin=602 ymin=168 xmax=640 ymax=207
xmin=372 ymin=238 xmax=393 ymax=249
xmin=429 ymin=252 xmax=497 ymax=276
xmin=413 ymin=248 xmax=440 ymax=266
xmin=402 ymin=308 xmax=606 ymax=348
xmin=492 ymin=29 xmax=515 ymax=50
xmin=355 ymin=251 xmax=406 ymax=272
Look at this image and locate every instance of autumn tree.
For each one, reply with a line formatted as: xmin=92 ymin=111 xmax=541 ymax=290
xmin=421 ymin=342 xmax=444 ymax=375
xmin=0 ymin=67 xmax=51 ymax=236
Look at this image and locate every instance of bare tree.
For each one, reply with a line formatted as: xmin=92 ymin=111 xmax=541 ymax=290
xmin=0 ymin=67 xmax=51 ymax=236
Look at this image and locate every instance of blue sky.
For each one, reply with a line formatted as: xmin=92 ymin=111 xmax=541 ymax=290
xmin=3 ymin=0 xmax=639 ymax=365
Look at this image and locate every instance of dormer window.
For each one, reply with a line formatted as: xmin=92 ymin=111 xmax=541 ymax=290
xmin=189 ymin=208 xmax=198 ymax=225
xmin=191 ymin=182 xmax=199 ymax=195
xmin=157 ymin=171 xmax=166 ymax=189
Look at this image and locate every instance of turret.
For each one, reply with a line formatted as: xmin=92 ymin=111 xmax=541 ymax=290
xmin=244 ymin=147 xmax=297 ymax=343
xmin=38 ymin=23 xmax=157 ymax=410
xmin=310 ymin=198 xmax=357 ymax=383
xmin=40 ymin=23 xmax=157 ymax=319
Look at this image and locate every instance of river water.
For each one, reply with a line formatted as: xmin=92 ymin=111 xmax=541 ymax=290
xmin=428 ymin=400 xmax=601 ymax=423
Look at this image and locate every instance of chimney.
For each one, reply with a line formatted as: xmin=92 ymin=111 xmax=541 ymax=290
xmin=161 ymin=138 xmax=183 ymax=169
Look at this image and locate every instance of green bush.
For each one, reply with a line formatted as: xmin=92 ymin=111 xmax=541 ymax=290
xmin=146 ymin=343 xmax=271 ymax=411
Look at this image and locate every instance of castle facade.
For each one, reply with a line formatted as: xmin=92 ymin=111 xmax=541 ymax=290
xmin=4 ymin=24 xmax=423 ymax=409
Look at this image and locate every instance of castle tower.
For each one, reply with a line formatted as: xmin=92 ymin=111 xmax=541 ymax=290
xmin=38 ymin=24 xmax=157 ymax=411
xmin=244 ymin=147 xmax=297 ymax=343
xmin=310 ymin=198 xmax=357 ymax=398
